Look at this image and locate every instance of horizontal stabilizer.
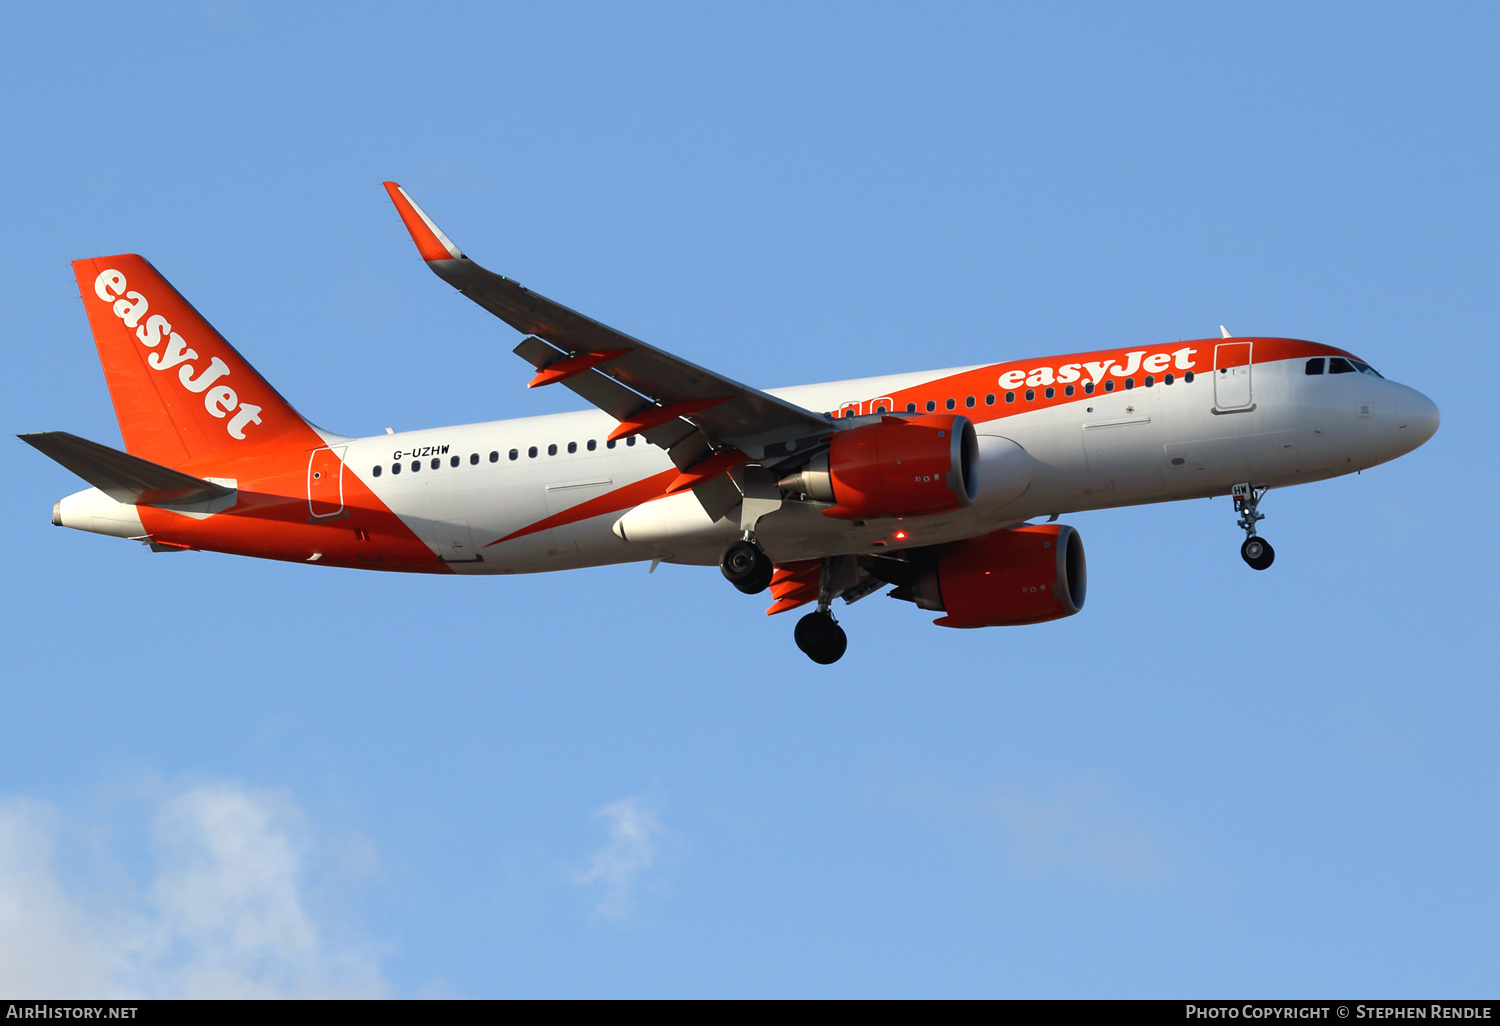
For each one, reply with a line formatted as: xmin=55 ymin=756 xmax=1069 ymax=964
xmin=18 ymin=432 xmax=233 ymax=506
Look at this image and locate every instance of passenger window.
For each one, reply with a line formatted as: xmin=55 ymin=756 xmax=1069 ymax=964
xmin=1005 ymin=391 xmax=1015 ymax=403
xmin=1084 ymin=382 xmax=1095 ymax=394
xmin=470 ymin=453 xmax=479 ymax=465
xmin=392 ymin=463 xmax=401 ymax=475
xmin=547 ymin=444 xmax=557 ymax=456
xmin=1165 ymin=373 xmax=1175 ymax=385
xmin=507 ymin=450 xmax=516 ymax=461
xmin=450 ymin=455 xmax=460 ymax=467
xmin=431 ymin=457 xmax=441 ymax=469
xmin=627 ymin=436 xmax=637 ymax=446
xmin=1184 ymin=371 xmax=1195 ymax=383
xmin=985 ymin=394 xmax=995 ymax=405
xmin=587 ymin=439 xmax=597 ymax=451
xmin=607 ymin=439 xmax=617 ymax=449
xmin=1104 ymin=381 xmax=1115 ymax=392
xmin=926 ymin=400 xmax=936 ymax=412
xmin=1330 ymin=357 xmax=1355 ymax=374
xmin=965 ymin=396 xmax=975 ymax=408
xmin=411 ymin=461 xmax=420 ymax=472
xmin=1144 ymin=375 xmax=1154 ymax=387
xmin=875 ymin=404 xmax=888 ymax=414
xmin=567 ymin=441 xmax=577 ymax=454
xmin=372 ymin=465 xmax=382 ymax=477
xmin=528 ymin=446 xmax=538 ymax=458
xmin=1025 ymin=389 xmax=1035 ymax=401
xmin=945 ymin=398 xmax=956 ymax=410
xmin=490 ymin=451 xmax=500 ymax=462
xmin=1305 ymin=358 xmax=1325 ymax=375
xmin=1124 ymin=378 xmax=1135 ymax=390
xmin=1045 ymin=386 xmax=1055 ymax=399
xmin=1064 ymin=384 xmax=1075 ymax=397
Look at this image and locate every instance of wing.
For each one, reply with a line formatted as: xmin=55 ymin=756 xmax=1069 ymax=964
xmin=382 ymin=183 xmax=834 ymax=497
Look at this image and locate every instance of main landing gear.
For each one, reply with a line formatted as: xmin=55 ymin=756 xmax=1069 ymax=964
xmin=1232 ymin=482 xmax=1275 ymax=571
xmin=720 ymin=537 xmax=773 ymax=594
xmin=721 ymin=540 xmax=850 ymax=664
xmin=795 ymin=610 xmax=847 ymax=665
xmin=794 ymin=556 xmax=852 ymax=664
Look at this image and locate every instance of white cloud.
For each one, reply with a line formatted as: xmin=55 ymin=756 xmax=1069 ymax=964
xmin=0 ymin=800 xmax=118 ymax=996
xmin=898 ymin=773 xmax=1183 ymax=888
xmin=0 ymin=782 xmax=386 ymax=998
xmin=575 ymin=797 xmax=665 ymax=921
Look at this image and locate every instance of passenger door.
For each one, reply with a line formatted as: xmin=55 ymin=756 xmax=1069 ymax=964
xmin=1214 ymin=342 xmax=1254 ymax=411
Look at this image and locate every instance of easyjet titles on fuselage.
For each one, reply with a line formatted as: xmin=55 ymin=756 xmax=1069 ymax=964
xmin=994 ymin=347 xmax=1200 ymax=390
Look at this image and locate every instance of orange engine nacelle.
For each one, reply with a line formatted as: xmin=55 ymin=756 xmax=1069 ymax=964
xmin=782 ymin=415 xmax=978 ymax=520
xmin=892 ymin=524 xmax=1087 ymax=628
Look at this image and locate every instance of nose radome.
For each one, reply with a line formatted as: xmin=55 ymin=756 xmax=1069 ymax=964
xmin=1397 ymin=386 xmax=1440 ymax=448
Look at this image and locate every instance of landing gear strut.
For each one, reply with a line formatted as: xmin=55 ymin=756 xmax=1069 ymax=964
xmin=720 ymin=538 xmax=773 ymax=594
xmin=1232 ymin=482 xmax=1275 ymax=571
xmin=794 ymin=557 xmax=850 ymax=664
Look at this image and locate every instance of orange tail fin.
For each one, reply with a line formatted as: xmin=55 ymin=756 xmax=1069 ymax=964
xmin=72 ymin=255 xmax=317 ymax=469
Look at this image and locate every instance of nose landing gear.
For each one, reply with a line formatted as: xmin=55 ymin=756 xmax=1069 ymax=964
xmin=1232 ymin=482 xmax=1275 ymax=570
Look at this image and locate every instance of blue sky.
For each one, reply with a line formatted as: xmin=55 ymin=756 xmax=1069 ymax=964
xmin=1 ymin=2 xmax=1495 ymax=997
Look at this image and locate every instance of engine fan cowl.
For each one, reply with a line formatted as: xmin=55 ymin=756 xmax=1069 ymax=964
xmin=896 ymin=523 xmax=1087 ymax=628
xmin=805 ymin=414 xmax=978 ymax=520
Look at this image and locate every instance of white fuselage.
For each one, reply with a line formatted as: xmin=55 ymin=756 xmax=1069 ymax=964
xmin=334 ymin=353 xmax=1437 ymax=573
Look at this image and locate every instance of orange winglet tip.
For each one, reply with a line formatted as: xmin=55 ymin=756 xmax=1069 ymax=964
xmin=382 ymin=181 xmax=463 ymax=263
xmin=607 ymin=397 xmax=730 ymax=442
xmin=528 ymin=349 xmax=632 ymax=388
xmin=664 ymin=449 xmax=750 ymax=495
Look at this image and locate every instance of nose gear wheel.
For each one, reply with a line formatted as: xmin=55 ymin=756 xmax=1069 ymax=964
xmin=1240 ymin=536 xmax=1275 ymax=570
xmin=1232 ymin=483 xmax=1275 ymax=570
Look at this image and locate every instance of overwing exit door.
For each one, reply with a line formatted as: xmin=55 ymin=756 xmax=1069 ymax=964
xmin=1214 ymin=342 xmax=1253 ymax=411
xmin=308 ymin=446 xmax=347 ymax=518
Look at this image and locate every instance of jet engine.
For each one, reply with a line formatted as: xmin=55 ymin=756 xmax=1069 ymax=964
xmin=887 ymin=523 xmax=1087 ymax=627
xmin=780 ymin=414 xmax=978 ymax=520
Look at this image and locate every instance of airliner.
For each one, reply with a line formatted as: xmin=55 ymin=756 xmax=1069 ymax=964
xmin=22 ymin=183 xmax=1441 ymax=663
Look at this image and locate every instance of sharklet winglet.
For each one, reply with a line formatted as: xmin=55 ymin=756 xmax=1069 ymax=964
xmin=383 ymin=182 xmax=465 ymax=263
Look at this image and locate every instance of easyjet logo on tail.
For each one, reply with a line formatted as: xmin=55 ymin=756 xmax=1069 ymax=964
xmin=93 ymin=269 xmax=263 ymax=440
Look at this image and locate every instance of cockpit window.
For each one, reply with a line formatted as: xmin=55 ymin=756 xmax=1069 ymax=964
xmin=1305 ymin=358 xmax=1325 ymax=375
xmin=1351 ymin=360 xmax=1383 ymax=378
xmin=1329 ymin=357 xmax=1356 ymax=374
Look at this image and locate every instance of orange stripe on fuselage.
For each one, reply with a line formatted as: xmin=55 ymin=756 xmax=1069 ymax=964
xmin=486 ymin=468 xmax=680 ymax=547
xmin=138 ymin=448 xmax=448 ymax=573
xmin=833 ymin=337 xmax=1352 ymax=427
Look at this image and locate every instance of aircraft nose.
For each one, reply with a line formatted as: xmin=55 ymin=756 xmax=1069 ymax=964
xmin=1398 ymin=386 xmax=1440 ymax=448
